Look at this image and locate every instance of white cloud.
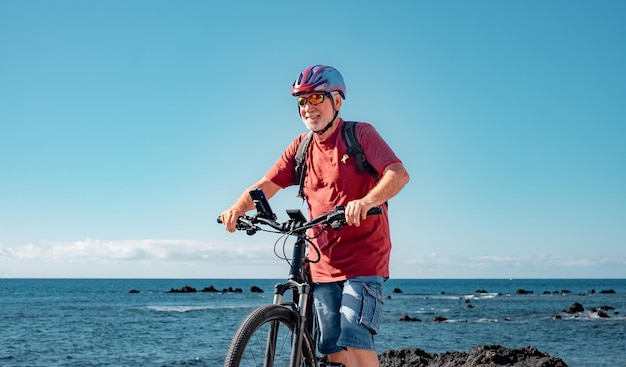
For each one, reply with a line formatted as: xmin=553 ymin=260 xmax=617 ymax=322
xmin=390 ymin=253 xmax=626 ymax=278
xmin=1 ymin=239 xmax=624 ymax=279
xmin=0 ymin=238 xmax=275 ymax=264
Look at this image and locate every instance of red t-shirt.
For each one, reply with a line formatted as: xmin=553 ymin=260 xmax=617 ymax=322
xmin=265 ymin=119 xmax=402 ymax=283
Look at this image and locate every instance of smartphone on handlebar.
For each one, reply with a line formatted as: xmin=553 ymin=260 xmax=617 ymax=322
xmin=249 ymin=188 xmax=276 ymax=220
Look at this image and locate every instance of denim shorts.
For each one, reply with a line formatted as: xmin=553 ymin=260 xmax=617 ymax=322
xmin=313 ymin=276 xmax=385 ymax=354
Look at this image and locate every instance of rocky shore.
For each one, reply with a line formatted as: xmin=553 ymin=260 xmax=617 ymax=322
xmin=378 ymin=345 xmax=568 ymax=367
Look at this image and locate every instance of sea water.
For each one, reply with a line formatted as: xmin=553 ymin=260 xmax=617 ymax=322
xmin=1 ymin=278 xmax=624 ymax=366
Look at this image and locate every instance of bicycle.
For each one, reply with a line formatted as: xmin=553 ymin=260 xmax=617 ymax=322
xmin=218 ymin=188 xmax=382 ymax=367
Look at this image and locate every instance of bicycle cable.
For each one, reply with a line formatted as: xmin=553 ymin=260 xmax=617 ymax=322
xmin=271 ymin=226 xmax=325 ymax=265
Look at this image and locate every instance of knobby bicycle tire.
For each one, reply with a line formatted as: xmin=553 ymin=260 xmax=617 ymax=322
xmin=223 ymin=304 xmax=317 ymax=367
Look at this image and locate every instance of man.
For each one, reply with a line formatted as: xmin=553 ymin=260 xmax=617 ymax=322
xmin=220 ymin=65 xmax=409 ymax=367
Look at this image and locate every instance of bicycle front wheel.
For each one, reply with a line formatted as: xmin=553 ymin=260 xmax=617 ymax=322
xmin=224 ymin=304 xmax=316 ymax=367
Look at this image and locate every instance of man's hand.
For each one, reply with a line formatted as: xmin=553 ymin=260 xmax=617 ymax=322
xmin=344 ymin=200 xmax=377 ymax=227
xmin=220 ymin=208 xmax=246 ymax=233
xmin=344 ymin=162 xmax=409 ymax=226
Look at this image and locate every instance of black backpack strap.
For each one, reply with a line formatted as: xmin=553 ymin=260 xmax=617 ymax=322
xmin=341 ymin=121 xmax=366 ymax=174
xmin=342 ymin=121 xmax=379 ymax=180
xmin=343 ymin=121 xmax=387 ymax=207
xmin=295 ymin=131 xmax=314 ymax=199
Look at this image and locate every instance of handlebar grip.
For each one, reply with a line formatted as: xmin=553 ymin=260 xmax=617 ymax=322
xmin=367 ymin=206 xmax=383 ymax=216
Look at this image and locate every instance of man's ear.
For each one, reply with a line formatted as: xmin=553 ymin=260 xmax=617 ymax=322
xmin=333 ymin=93 xmax=343 ymax=109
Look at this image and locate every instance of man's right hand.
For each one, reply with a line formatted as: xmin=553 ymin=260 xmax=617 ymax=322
xmin=220 ymin=208 xmax=246 ymax=233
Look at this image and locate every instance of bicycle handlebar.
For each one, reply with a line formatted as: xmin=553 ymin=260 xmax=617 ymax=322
xmin=217 ymin=205 xmax=383 ymax=235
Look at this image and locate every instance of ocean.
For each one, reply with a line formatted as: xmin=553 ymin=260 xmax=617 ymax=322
xmin=1 ymin=278 xmax=624 ymax=367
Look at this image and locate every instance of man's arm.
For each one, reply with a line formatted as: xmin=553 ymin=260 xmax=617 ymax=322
xmin=345 ymin=162 xmax=410 ymax=226
xmin=220 ymin=177 xmax=281 ymax=232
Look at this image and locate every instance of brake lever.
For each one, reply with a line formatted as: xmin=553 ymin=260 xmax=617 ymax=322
xmin=328 ymin=207 xmax=347 ymax=230
xmin=235 ymin=217 xmax=257 ymax=235
xmin=329 ymin=219 xmax=345 ymax=230
xmin=217 ymin=216 xmax=258 ymax=234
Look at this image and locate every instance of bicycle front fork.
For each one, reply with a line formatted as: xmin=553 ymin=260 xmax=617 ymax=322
xmin=272 ymin=281 xmax=313 ymax=367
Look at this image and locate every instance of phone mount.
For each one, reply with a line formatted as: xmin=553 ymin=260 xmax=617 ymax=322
xmin=249 ymin=188 xmax=277 ymax=220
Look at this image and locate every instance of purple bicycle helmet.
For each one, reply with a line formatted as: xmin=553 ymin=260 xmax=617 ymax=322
xmin=291 ymin=65 xmax=346 ymax=99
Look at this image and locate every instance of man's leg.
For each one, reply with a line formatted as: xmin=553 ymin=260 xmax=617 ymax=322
xmin=314 ymin=282 xmax=345 ymax=362
xmin=347 ymin=348 xmax=379 ymax=367
xmin=315 ymin=276 xmax=384 ymax=367
xmin=324 ymin=348 xmax=379 ymax=367
xmin=326 ymin=350 xmax=350 ymax=366
xmin=337 ymin=276 xmax=385 ymax=367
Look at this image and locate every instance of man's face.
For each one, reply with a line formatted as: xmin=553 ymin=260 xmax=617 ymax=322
xmin=297 ymin=92 xmax=341 ymax=131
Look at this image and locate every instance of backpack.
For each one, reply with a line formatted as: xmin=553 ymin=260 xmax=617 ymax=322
xmin=295 ymin=120 xmax=378 ymax=199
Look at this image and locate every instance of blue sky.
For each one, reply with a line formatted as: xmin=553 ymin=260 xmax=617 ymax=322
xmin=1 ymin=1 xmax=624 ymax=279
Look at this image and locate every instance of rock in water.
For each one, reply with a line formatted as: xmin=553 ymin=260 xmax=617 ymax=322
xmin=378 ymin=345 xmax=568 ymax=367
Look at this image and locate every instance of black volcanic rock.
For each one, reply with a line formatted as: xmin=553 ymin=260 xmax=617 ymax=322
xmin=378 ymin=345 xmax=568 ymax=367
xmin=567 ymin=302 xmax=584 ymax=313
xmin=167 ymin=286 xmax=197 ymax=293
xmin=399 ymin=314 xmax=421 ymax=322
xmin=515 ymin=289 xmax=534 ymax=295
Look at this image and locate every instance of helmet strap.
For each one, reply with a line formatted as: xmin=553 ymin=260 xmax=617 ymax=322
xmin=315 ymin=109 xmax=339 ymax=135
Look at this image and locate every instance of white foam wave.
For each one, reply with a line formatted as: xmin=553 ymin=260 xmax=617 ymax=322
xmin=147 ymin=305 xmax=214 ymax=313
xmin=558 ymin=311 xmax=625 ymax=321
xmin=475 ymin=318 xmax=500 ymax=323
xmin=146 ymin=305 xmax=255 ymax=313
